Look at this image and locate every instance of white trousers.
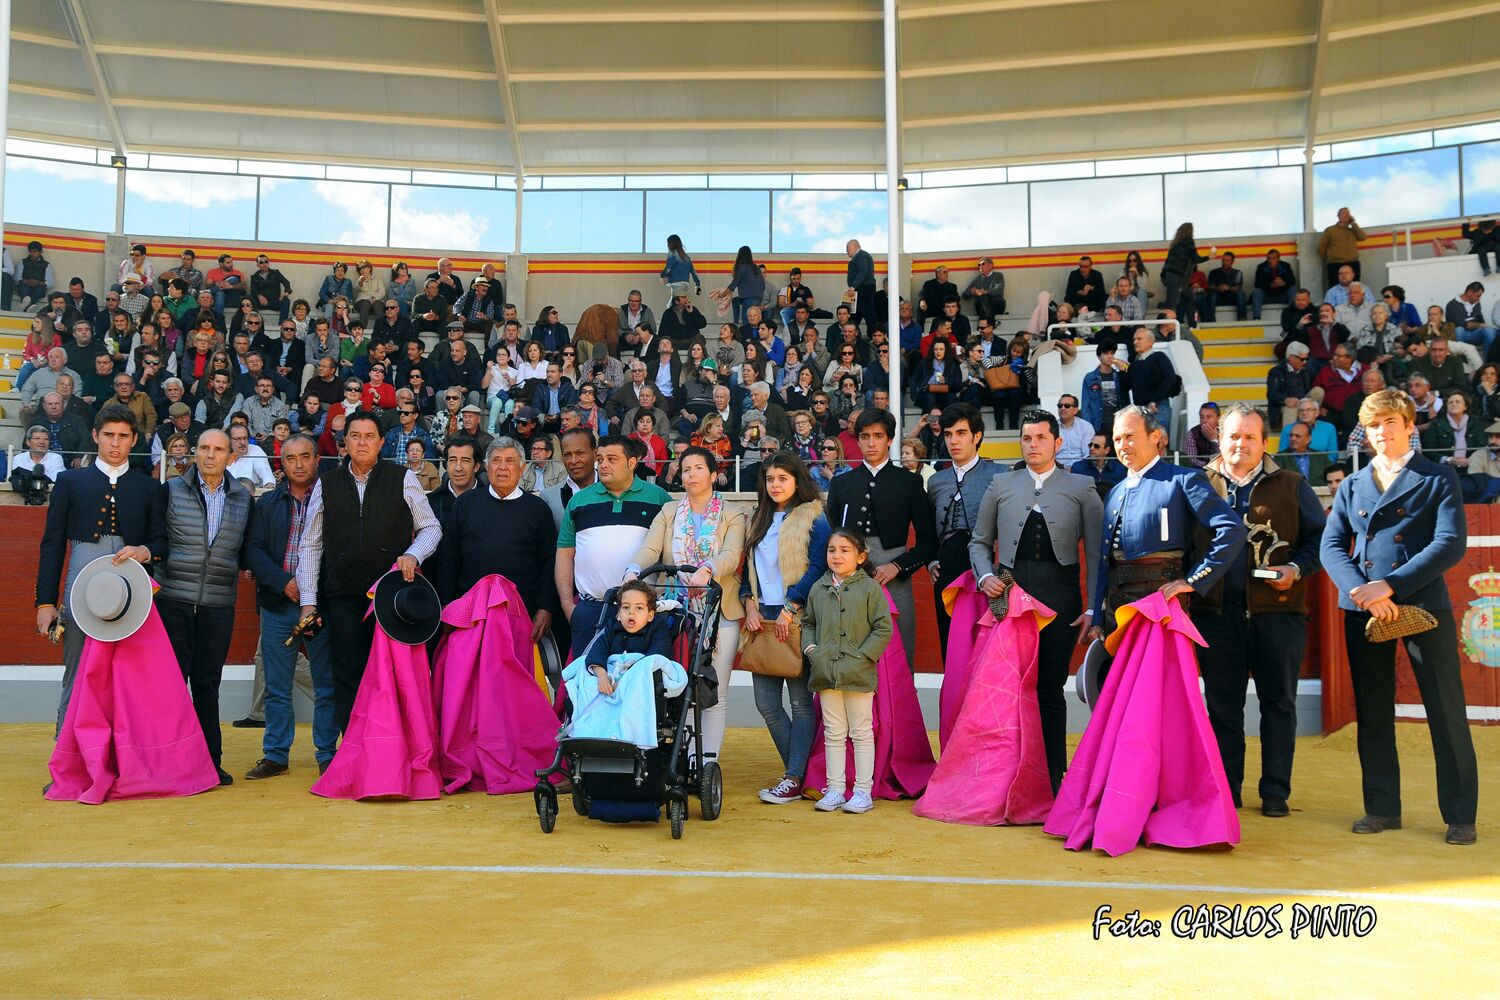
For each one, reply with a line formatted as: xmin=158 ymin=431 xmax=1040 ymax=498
xmin=699 ymin=618 xmax=740 ymax=758
xmin=820 ymin=690 xmax=875 ymax=795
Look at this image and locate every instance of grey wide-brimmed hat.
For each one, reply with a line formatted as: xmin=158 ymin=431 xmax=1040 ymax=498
xmin=1075 ymin=638 xmax=1110 ymax=710
xmin=68 ymin=554 xmax=154 ymax=642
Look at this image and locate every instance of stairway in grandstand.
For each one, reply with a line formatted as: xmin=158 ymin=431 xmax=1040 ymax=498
xmin=0 ymin=312 xmax=36 ymax=453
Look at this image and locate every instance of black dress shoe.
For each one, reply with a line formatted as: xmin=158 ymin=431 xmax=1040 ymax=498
xmin=1261 ymin=799 xmax=1290 ymax=818
xmin=245 ymin=758 xmax=288 ymax=781
xmin=1231 ymin=790 xmax=1243 ymax=809
xmin=1351 ymin=814 xmax=1400 ymax=834
xmin=318 ymin=760 xmax=330 ymax=776
xmin=216 ymin=767 xmax=234 ymax=786
xmin=231 ymin=717 xmax=266 ymax=729
xmin=1446 ymin=823 xmax=1477 ymax=846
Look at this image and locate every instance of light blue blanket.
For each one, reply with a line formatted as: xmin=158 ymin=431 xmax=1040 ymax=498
xmin=562 ymin=653 xmax=688 ymax=750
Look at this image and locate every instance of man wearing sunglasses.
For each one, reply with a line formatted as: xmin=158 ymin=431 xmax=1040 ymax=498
xmin=250 ymin=254 xmax=294 ymax=322
xmin=372 ymin=298 xmax=415 ymax=351
xmin=382 ymin=399 xmax=435 ymax=461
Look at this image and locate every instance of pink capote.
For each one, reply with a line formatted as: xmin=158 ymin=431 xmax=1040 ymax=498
xmin=914 ymin=583 xmax=1056 ymax=826
xmin=1043 ymin=592 xmax=1240 ymax=856
xmin=311 ymin=609 xmax=442 ymax=802
xmin=431 ymin=574 xmax=558 ymax=795
xmin=937 ymin=571 xmax=989 ymax=749
xmin=803 ymin=589 xmax=936 ymax=799
xmin=46 ymin=606 xmax=220 ymax=804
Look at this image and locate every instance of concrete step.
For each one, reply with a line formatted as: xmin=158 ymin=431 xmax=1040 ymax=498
xmin=1203 ymin=362 xmax=1274 ymax=381
xmin=1202 ymin=342 xmax=1275 ymax=361
xmin=1207 ymin=384 xmax=1266 ymax=403
xmin=1193 ymin=325 xmax=1273 ymax=343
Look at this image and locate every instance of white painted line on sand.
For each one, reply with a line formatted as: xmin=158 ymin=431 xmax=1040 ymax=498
xmin=2 ymin=860 xmax=1496 ymax=911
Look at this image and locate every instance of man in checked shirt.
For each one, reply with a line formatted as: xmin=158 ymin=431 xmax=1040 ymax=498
xmin=297 ymin=411 xmax=441 ymax=736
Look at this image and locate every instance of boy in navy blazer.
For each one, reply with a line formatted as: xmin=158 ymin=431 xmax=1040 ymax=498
xmin=1321 ymin=389 xmax=1477 ymax=845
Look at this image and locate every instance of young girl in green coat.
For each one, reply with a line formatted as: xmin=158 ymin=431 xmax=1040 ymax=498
xmin=800 ymin=528 xmax=892 ymax=814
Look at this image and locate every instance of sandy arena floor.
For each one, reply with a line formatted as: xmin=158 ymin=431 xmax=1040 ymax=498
xmin=2 ymin=723 xmax=1499 ymax=999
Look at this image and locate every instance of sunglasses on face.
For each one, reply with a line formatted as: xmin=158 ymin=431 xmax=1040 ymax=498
xmin=399 ymin=409 xmax=416 ymax=415
xmin=1059 ymin=402 xmax=1077 ymax=409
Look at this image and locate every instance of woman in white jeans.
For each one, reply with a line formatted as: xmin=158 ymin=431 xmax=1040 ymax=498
xmin=628 ymin=445 xmax=745 ymax=760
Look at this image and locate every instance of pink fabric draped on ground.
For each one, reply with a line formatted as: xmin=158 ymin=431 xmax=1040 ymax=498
xmin=312 ymin=612 xmax=442 ymax=802
xmin=803 ymin=588 xmax=936 ymax=799
xmin=1043 ymin=592 xmax=1240 ymax=856
xmin=937 ymin=571 xmax=988 ymax=749
xmin=47 ymin=606 xmax=219 ymax=804
xmin=431 ymin=574 xmax=558 ymax=795
xmin=914 ymin=583 xmax=1056 ymax=826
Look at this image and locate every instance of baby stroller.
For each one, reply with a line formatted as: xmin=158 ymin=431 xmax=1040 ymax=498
xmin=534 ymin=564 xmax=724 ymax=839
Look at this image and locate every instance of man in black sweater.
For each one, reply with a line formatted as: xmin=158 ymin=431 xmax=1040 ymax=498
xmin=428 ymin=437 xmax=557 ymax=642
xmin=1064 ymin=256 xmax=1108 ymax=314
xmin=1127 ymin=327 xmax=1177 ymax=417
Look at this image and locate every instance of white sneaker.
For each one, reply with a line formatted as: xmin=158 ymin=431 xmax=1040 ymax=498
xmin=814 ymin=788 xmax=847 ymax=811
xmin=759 ymin=776 xmax=804 ymax=805
xmin=841 ymin=789 xmax=874 ymax=814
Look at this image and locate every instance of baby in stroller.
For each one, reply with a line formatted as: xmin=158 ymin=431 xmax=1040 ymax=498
xmin=561 ymin=581 xmax=688 ymax=750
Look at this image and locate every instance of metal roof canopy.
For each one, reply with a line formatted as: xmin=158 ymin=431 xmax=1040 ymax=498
xmin=9 ymin=0 xmax=1500 ymax=177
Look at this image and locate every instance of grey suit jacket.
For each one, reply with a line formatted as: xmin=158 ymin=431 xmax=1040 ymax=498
xmin=539 ymin=477 xmax=595 ymax=531
xmin=968 ymin=466 xmax=1103 ymax=603
xmin=927 ymin=458 xmax=1002 ymax=545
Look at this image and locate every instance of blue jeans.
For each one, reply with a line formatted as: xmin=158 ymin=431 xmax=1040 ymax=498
xmin=1459 ymin=325 xmax=1498 ymax=355
xmin=14 ymin=360 xmax=36 ymax=390
xmin=749 ymin=603 xmax=816 ymax=780
xmin=1250 ymin=286 xmax=1290 ymax=320
xmin=569 ymin=598 xmax=611 ymax=660
xmin=259 ymin=603 xmax=337 ymax=766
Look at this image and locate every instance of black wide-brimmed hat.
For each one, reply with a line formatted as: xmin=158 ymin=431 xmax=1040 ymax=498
xmin=1075 ymin=638 xmax=1109 ymax=710
xmin=371 ymin=570 xmax=441 ymax=645
xmin=69 ymin=555 xmax=153 ymax=642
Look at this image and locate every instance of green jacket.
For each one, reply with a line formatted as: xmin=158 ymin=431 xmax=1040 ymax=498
xmin=799 ymin=570 xmax=891 ymax=693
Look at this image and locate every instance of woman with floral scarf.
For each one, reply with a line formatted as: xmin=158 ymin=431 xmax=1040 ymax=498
xmin=627 ymin=445 xmax=747 ymax=760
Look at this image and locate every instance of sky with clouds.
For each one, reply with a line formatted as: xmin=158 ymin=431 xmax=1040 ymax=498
xmin=3 ymin=137 xmax=1491 ymax=253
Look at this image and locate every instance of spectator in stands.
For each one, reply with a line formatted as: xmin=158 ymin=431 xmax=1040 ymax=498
xmin=20 ymin=347 xmax=80 ymax=421
xmin=1062 ymin=256 xmax=1107 ymax=315
xmin=1313 ymin=344 xmax=1364 ymax=428
xmin=13 ymin=240 xmax=54 ymax=309
xmin=433 ymin=337 xmax=484 ymax=407
xmin=1462 ymin=217 xmax=1500 ymax=276
xmin=1459 ymin=419 xmax=1500 ymax=503
xmin=204 ymin=253 xmax=245 ymax=317
xmin=845 ymin=240 xmax=876 ymax=332
xmin=340 ymin=259 xmax=383 ymax=329
xmin=658 ymin=293 xmax=707 ymax=350
xmin=1335 ymin=284 xmax=1375 ymax=344
xmin=240 ymin=374 xmax=291 ymax=445
xmin=1071 ymin=432 xmax=1127 ymax=499
xmin=1054 ymin=393 xmax=1093 ymax=467
xmin=622 ymin=385 xmax=671 ymax=445
xmin=1447 ymin=280 xmax=1497 ymax=356
xmin=1273 ymin=421 xmax=1329 ymax=487
xmin=1323 ymin=263 xmax=1370 ymax=310
xmin=16 ymin=315 xmax=62 ymax=394
xmin=1410 ymin=337 xmax=1468 ymax=401
xmin=226 ymin=422 xmax=276 ymax=490
xmin=110 ymin=243 xmax=154 ymax=292
xmin=36 ymin=391 xmax=90 ymax=465
xmin=1280 ymin=397 xmax=1338 ymax=455
xmin=382 ymin=398 xmax=435 ymax=461
xmin=195 ymin=371 xmax=243 ymax=429
xmin=1377 ymin=285 xmax=1421 ymax=333
xmin=1303 ymin=304 xmax=1349 ymax=375
xmin=1475 ymin=364 xmax=1500 ymax=423
xmin=1081 ymin=343 xmax=1127 ymax=435
xmin=108 ymin=371 xmax=156 ymax=438
xmin=117 ymin=276 xmax=149 ymax=323
xmin=1160 ymin=223 xmax=1210 ymax=327
xmin=246 ymin=254 xmax=292 ymax=322
xmin=1105 ymin=276 xmax=1144 ymax=323
xmin=12 ymin=424 xmax=64 ymax=498
xmin=610 ymin=289 xmax=654 ymax=345
xmin=962 ymin=257 xmax=1006 ymax=322
xmin=1277 ymin=288 xmax=1317 ymax=356
xmin=425 ymin=258 xmax=464 ymax=306
xmin=1127 ymin=326 xmax=1176 ymax=422
xmin=1182 ymin=402 xmax=1220 ymax=467
xmin=1323 ymin=462 xmax=1347 ymax=493
xmin=1353 ymin=303 xmax=1401 ymax=371
xmin=372 ymin=298 xmax=413 ymax=350
xmin=1317 ymin=208 xmax=1366 ymax=289
xmin=660 ymin=234 xmax=702 ymax=303
xmin=529 ymin=360 xmax=580 ymax=433
xmin=1267 ymin=341 xmax=1315 ymax=431
xmin=158 ymin=249 xmax=202 ymax=296
xmin=64 ymin=277 xmax=98 ymax=325
xmin=776 ymin=268 xmax=813 ymax=331
xmin=1203 ymin=252 xmax=1246 ymax=322
xmin=453 ymin=276 xmax=497 ymax=340
xmin=719 ymin=245 xmax=765 ymax=327
xmin=1421 ymin=389 xmax=1484 ymax=468
xmin=400 ymin=280 xmax=446 ymax=343
xmin=810 ymin=437 xmax=847 ymax=491
xmin=1250 ymin=249 xmax=1296 ymax=320
xmin=915 ymin=266 xmax=956 ymax=324
xmin=78 ymin=351 xmax=116 ymax=410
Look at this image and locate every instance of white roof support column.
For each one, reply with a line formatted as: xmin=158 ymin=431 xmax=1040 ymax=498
xmin=1301 ymin=0 xmax=1332 ymax=234
xmin=0 ymin=0 xmax=12 ymax=256
xmin=60 ymin=0 xmax=128 ymax=158
xmin=883 ymin=0 xmax=904 ymax=444
xmin=481 ymin=0 xmax=526 ymax=187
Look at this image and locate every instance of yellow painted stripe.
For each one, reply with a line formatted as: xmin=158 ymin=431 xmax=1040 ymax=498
xmin=912 ymin=241 xmax=1300 ymax=271
xmin=4 ymin=232 xmax=107 ymax=254
xmin=1208 ymin=384 xmax=1266 ymax=402
xmin=1203 ymin=342 xmax=1276 ymax=359
xmin=1204 ymin=363 xmax=1274 ymax=380
xmin=978 ymin=440 xmax=1020 ymax=460
xmin=527 ymin=259 xmax=886 ymax=275
xmin=1194 ymin=326 xmax=1273 ymax=342
xmin=146 ymin=244 xmax=505 ymax=272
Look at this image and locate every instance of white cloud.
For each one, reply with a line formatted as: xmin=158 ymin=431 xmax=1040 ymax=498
xmin=7 ymin=156 xmax=113 ymax=185
xmin=124 ymin=171 xmax=255 ymax=209
xmin=1464 ymin=146 xmax=1500 ymax=200
xmin=1314 ymin=153 xmax=1458 ymax=226
xmin=773 ymin=191 xmax=887 ymax=252
xmin=1165 ymin=167 xmax=1303 ymax=239
xmin=1029 ymin=176 xmax=1164 ymax=247
xmin=904 ymin=185 xmax=1029 ymax=253
xmin=311 ymin=180 xmax=390 ymax=246
xmin=388 ymin=188 xmax=491 ymax=251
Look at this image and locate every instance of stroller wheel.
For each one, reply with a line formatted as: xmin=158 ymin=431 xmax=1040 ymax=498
xmin=571 ymin=784 xmax=589 ymax=817
xmin=537 ymin=792 xmax=557 ymax=834
xmin=668 ymin=798 xmax=686 ymax=840
xmin=699 ymin=760 xmax=723 ymax=821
